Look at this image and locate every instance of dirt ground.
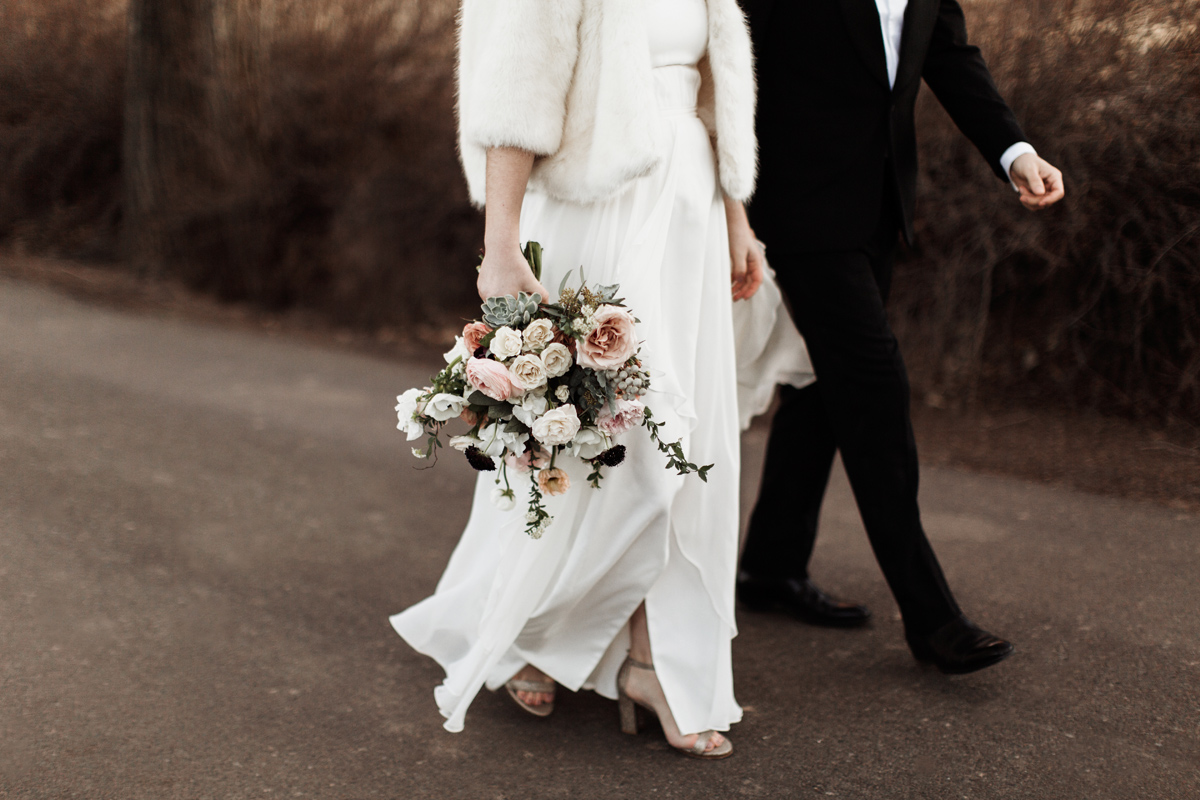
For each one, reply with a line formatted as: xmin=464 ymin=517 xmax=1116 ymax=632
xmin=4 ymin=251 xmax=1197 ymax=513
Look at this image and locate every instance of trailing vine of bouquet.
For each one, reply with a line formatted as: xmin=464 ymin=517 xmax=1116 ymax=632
xmin=396 ymin=242 xmax=712 ymax=538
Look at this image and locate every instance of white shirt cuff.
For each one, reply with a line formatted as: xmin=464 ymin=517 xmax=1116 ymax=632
xmin=1000 ymin=142 xmax=1038 ymax=191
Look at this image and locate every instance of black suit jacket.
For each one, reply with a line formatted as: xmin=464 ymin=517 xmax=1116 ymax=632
xmin=743 ymin=0 xmax=1027 ymax=252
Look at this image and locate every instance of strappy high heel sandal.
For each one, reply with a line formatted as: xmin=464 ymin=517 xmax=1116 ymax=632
xmin=505 ymin=672 xmax=556 ymax=718
xmin=616 ymin=656 xmax=734 ymax=759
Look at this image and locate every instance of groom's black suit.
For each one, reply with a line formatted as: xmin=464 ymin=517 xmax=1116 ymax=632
xmin=740 ymin=0 xmax=1026 ymax=635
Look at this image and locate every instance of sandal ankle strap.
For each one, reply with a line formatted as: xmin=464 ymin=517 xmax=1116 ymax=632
xmin=626 ymin=656 xmax=654 ymax=671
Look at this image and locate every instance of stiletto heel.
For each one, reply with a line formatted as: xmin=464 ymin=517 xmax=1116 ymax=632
xmin=615 ymin=656 xmax=733 ymax=759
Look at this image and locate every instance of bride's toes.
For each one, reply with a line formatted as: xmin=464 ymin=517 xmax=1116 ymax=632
xmin=705 ymin=732 xmax=726 ymax=752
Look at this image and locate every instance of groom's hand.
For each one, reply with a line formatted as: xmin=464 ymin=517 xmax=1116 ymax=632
xmin=1010 ymin=153 xmax=1065 ymax=211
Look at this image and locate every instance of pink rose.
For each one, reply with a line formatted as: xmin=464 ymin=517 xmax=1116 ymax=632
xmin=505 ymin=446 xmax=549 ymax=474
xmin=466 ymin=357 xmax=516 ymax=401
xmin=462 ymin=322 xmax=493 ymax=355
xmin=597 ymin=399 xmax=645 ymax=436
xmin=577 ymin=305 xmax=638 ymax=370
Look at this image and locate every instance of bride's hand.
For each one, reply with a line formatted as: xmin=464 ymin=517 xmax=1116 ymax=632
xmin=479 ymin=147 xmax=548 ymax=302
xmin=477 ymin=246 xmax=550 ymax=303
xmin=725 ymin=197 xmax=764 ymax=301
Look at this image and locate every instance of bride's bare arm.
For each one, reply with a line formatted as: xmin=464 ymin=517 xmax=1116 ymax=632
xmin=478 ymin=147 xmax=550 ymax=302
xmin=724 ymin=195 xmax=764 ymax=301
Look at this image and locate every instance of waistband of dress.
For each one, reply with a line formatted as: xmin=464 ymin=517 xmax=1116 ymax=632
xmin=652 ymin=64 xmax=701 ymax=116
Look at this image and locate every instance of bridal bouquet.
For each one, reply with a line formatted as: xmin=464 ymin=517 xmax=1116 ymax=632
xmin=396 ymin=242 xmax=710 ymax=538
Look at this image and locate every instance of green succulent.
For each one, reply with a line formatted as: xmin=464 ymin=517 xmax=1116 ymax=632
xmin=481 ymin=291 xmax=542 ymax=328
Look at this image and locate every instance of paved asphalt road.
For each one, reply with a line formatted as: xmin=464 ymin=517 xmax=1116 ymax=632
xmin=1 ymin=277 xmax=1197 ymax=800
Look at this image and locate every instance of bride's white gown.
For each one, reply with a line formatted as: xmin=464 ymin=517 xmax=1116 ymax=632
xmin=391 ymin=0 xmax=812 ymax=736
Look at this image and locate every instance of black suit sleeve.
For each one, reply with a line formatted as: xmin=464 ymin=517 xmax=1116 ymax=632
xmin=921 ymin=0 xmax=1027 ymax=181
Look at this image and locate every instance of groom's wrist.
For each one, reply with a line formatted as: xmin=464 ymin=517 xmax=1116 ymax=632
xmin=1000 ymin=142 xmax=1037 ymax=190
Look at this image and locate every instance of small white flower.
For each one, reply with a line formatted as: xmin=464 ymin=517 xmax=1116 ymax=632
xmin=508 ymin=353 xmax=548 ymax=391
xmin=448 ymin=433 xmax=481 ymax=452
xmin=411 ymin=447 xmax=429 ymax=459
xmin=567 ymin=426 xmax=608 ymax=460
xmin=522 ymin=319 xmax=556 ymax=352
xmin=541 ymin=343 xmax=573 ymax=378
xmin=512 ymin=391 xmax=549 ymax=427
xmin=532 ymin=404 xmax=581 ymax=447
xmin=443 ymin=336 xmax=470 ymax=369
xmin=425 ymin=392 xmax=467 ymax=422
xmin=394 ymin=388 xmax=427 ymax=441
xmin=489 ymin=326 xmax=523 ymax=360
xmin=490 ymin=485 xmax=516 ymax=512
xmin=555 ymin=385 xmax=571 ymax=403
xmin=478 ymin=422 xmax=529 ymax=457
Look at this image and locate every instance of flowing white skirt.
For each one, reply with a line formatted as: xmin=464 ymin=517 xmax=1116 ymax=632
xmin=391 ymin=65 xmax=813 ymax=735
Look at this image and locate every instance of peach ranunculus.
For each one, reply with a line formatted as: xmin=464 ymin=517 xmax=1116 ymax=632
xmin=577 ymin=305 xmax=638 ymax=370
xmin=466 ymin=357 xmax=517 ymax=401
xmin=538 ymin=467 xmax=571 ymax=496
xmin=597 ymin=398 xmax=645 ymax=436
xmin=462 ymin=321 xmax=493 ymax=354
xmin=459 ymin=407 xmax=482 ymax=426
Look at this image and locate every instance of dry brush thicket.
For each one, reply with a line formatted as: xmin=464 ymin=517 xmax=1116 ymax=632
xmin=895 ymin=0 xmax=1200 ymax=424
xmin=1 ymin=0 xmax=1197 ymax=423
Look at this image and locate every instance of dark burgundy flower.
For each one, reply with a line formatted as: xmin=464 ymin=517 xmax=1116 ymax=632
xmin=465 ymin=446 xmax=496 ymax=471
xmin=596 ymin=445 xmax=626 ymax=467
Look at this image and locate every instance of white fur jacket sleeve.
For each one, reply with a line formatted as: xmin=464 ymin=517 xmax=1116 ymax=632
xmin=457 ymin=0 xmax=758 ymax=207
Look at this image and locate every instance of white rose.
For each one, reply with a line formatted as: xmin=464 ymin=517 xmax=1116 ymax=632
xmin=531 ymin=404 xmax=581 ymax=447
xmin=490 ymin=485 xmax=517 ymax=512
xmin=479 ymin=422 xmax=529 ymax=457
xmin=523 ymin=319 xmax=556 ymax=352
xmin=394 ymin=388 xmax=426 ymax=441
xmin=489 ymin=326 xmax=523 ymax=360
xmin=508 ymin=353 xmax=548 ymax=392
xmin=568 ymin=426 xmax=608 ymax=460
xmin=512 ymin=391 xmax=549 ymax=427
xmin=541 ymin=343 xmax=573 ymax=378
xmin=425 ymin=392 xmax=467 ymax=422
xmin=443 ymin=336 xmax=470 ymax=370
xmin=554 ymin=385 xmax=571 ymax=403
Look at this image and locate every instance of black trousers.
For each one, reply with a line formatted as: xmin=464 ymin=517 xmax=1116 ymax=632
xmin=740 ymin=199 xmax=961 ymax=636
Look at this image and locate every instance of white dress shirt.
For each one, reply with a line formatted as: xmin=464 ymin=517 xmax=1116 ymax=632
xmin=873 ymin=0 xmax=1034 ymax=185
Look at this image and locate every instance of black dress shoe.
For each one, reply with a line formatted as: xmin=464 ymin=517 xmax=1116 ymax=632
xmin=736 ymin=572 xmax=872 ymax=628
xmin=906 ymin=616 xmax=1014 ymax=675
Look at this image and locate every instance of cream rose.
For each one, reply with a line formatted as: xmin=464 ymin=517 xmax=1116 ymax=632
xmin=508 ymin=353 xmax=548 ymax=392
xmin=466 ymin=357 xmax=516 ymax=401
xmin=541 ymin=343 xmax=573 ymax=378
xmin=489 ymin=326 xmax=523 ymax=360
xmin=576 ymin=305 xmax=638 ymax=370
xmin=531 ymin=404 xmax=581 ymax=447
xmin=523 ymin=319 xmax=556 ymax=352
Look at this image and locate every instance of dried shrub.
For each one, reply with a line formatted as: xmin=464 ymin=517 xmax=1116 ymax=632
xmin=0 ymin=0 xmax=478 ymax=328
xmin=0 ymin=1 xmax=126 ymax=259
xmin=894 ymin=0 xmax=1200 ymax=424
